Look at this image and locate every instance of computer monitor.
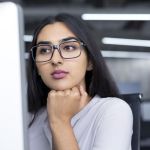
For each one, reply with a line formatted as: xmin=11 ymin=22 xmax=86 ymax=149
xmin=0 ymin=2 xmax=28 ymax=150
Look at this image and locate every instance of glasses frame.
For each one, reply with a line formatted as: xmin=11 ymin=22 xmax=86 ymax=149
xmin=30 ymin=39 xmax=85 ymax=63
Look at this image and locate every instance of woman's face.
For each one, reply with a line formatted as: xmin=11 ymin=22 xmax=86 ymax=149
xmin=36 ymin=22 xmax=91 ymax=91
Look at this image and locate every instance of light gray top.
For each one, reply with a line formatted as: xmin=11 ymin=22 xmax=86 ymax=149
xmin=28 ymin=95 xmax=133 ymax=150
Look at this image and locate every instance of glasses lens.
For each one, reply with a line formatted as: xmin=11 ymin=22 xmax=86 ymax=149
xmin=60 ymin=41 xmax=81 ymax=58
xmin=32 ymin=45 xmax=53 ymax=62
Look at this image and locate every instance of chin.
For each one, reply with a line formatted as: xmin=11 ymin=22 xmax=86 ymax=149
xmin=49 ymin=85 xmax=73 ymax=91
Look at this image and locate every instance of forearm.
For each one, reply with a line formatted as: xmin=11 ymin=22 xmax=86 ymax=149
xmin=50 ymin=120 xmax=80 ymax=150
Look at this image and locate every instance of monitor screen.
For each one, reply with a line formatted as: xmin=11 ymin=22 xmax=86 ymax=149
xmin=0 ymin=2 xmax=28 ymax=150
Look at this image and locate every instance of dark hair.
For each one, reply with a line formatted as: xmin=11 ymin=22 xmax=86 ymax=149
xmin=27 ymin=13 xmax=119 ymax=125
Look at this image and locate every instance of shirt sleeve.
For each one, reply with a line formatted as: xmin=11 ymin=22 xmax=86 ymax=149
xmin=93 ymin=98 xmax=133 ymax=150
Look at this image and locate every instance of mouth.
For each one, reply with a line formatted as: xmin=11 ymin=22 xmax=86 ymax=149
xmin=51 ymin=70 xmax=69 ymax=79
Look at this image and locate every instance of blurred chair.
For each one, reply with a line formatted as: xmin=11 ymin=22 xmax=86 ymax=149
xmin=120 ymin=93 xmax=142 ymax=150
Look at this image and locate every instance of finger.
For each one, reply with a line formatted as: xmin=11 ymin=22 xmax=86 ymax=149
xmin=79 ymin=85 xmax=87 ymax=97
xmin=71 ymin=87 xmax=80 ymax=96
xmin=79 ymin=85 xmax=88 ymax=108
xmin=71 ymin=86 xmax=78 ymax=92
xmin=57 ymin=90 xmax=64 ymax=96
xmin=64 ymin=89 xmax=71 ymax=96
xmin=47 ymin=90 xmax=56 ymax=108
xmin=48 ymin=90 xmax=56 ymax=99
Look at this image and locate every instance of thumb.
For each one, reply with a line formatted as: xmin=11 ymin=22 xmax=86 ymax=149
xmin=79 ymin=85 xmax=88 ymax=109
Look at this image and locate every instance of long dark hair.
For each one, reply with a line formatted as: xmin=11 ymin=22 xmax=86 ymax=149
xmin=27 ymin=13 xmax=119 ymax=125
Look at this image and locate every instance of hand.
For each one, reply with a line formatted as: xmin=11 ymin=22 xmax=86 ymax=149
xmin=47 ymin=86 xmax=88 ymax=125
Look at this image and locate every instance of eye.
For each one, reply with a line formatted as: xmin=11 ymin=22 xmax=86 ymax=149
xmin=61 ymin=42 xmax=79 ymax=52
xmin=37 ymin=45 xmax=52 ymax=55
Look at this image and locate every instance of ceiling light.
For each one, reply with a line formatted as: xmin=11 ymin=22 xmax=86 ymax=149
xmin=82 ymin=14 xmax=150 ymax=21
xmin=102 ymin=37 xmax=150 ymax=47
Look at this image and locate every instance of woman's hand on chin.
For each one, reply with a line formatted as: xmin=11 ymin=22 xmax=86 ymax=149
xmin=47 ymin=85 xmax=88 ymax=125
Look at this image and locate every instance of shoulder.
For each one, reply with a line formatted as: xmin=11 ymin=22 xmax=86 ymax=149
xmin=91 ymin=95 xmax=133 ymax=121
xmin=89 ymin=96 xmax=133 ymax=150
xmin=93 ymin=95 xmax=132 ymax=111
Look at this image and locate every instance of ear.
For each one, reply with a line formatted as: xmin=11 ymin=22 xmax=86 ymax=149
xmin=87 ymin=61 xmax=93 ymax=71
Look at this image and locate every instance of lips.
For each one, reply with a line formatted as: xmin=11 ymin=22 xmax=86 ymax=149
xmin=51 ymin=70 xmax=69 ymax=79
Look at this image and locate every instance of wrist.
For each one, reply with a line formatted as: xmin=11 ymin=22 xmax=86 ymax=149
xmin=49 ymin=117 xmax=72 ymax=131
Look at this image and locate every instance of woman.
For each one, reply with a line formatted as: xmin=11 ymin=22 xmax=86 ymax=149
xmin=27 ymin=13 xmax=133 ymax=150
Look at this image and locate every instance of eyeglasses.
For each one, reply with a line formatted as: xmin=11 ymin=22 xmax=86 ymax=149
xmin=30 ymin=39 xmax=85 ymax=63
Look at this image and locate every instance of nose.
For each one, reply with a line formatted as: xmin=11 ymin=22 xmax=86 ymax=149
xmin=50 ymin=49 xmax=63 ymax=66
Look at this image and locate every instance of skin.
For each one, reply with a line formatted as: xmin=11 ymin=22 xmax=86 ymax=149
xmin=36 ymin=22 xmax=92 ymax=150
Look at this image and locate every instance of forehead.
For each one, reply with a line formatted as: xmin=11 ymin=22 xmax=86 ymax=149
xmin=37 ymin=22 xmax=76 ymax=43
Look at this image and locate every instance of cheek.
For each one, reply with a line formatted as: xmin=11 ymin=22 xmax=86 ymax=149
xmin=74 ymin=62 xmax=87 ymax=74
xmin=38 ymin=67 xmax=51 ymax=87
xmin=70 ymin=57 xmax=88 ymax=77
xmin=36 ymin=64 xmax=49 ymax=78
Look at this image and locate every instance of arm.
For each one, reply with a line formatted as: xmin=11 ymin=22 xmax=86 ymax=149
xmin=50 ymin=120 xmax=79 ymax=150
xmin=93 ymin=99 xmax=133 ymax=150
xmin=47 ymin=86 xmax=88 ymax=150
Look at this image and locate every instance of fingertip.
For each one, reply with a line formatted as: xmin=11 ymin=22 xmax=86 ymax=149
xmin=80 ymin=85 xmax=87 ymax=96
xmin=79 ymin=85 xmax=83 ymax=92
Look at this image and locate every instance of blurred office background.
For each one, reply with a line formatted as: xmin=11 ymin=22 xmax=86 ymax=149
xmin=2 ymin=0 xmax=150 ymax=149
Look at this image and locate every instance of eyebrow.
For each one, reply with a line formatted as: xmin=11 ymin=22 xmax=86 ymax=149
xmin=61 ymin=37 xmax=80 ymax=42
xmin=37 ymin=41 xmax=52 ymax=45
xmin=37 ymin=37 xmax=80 ymax=45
